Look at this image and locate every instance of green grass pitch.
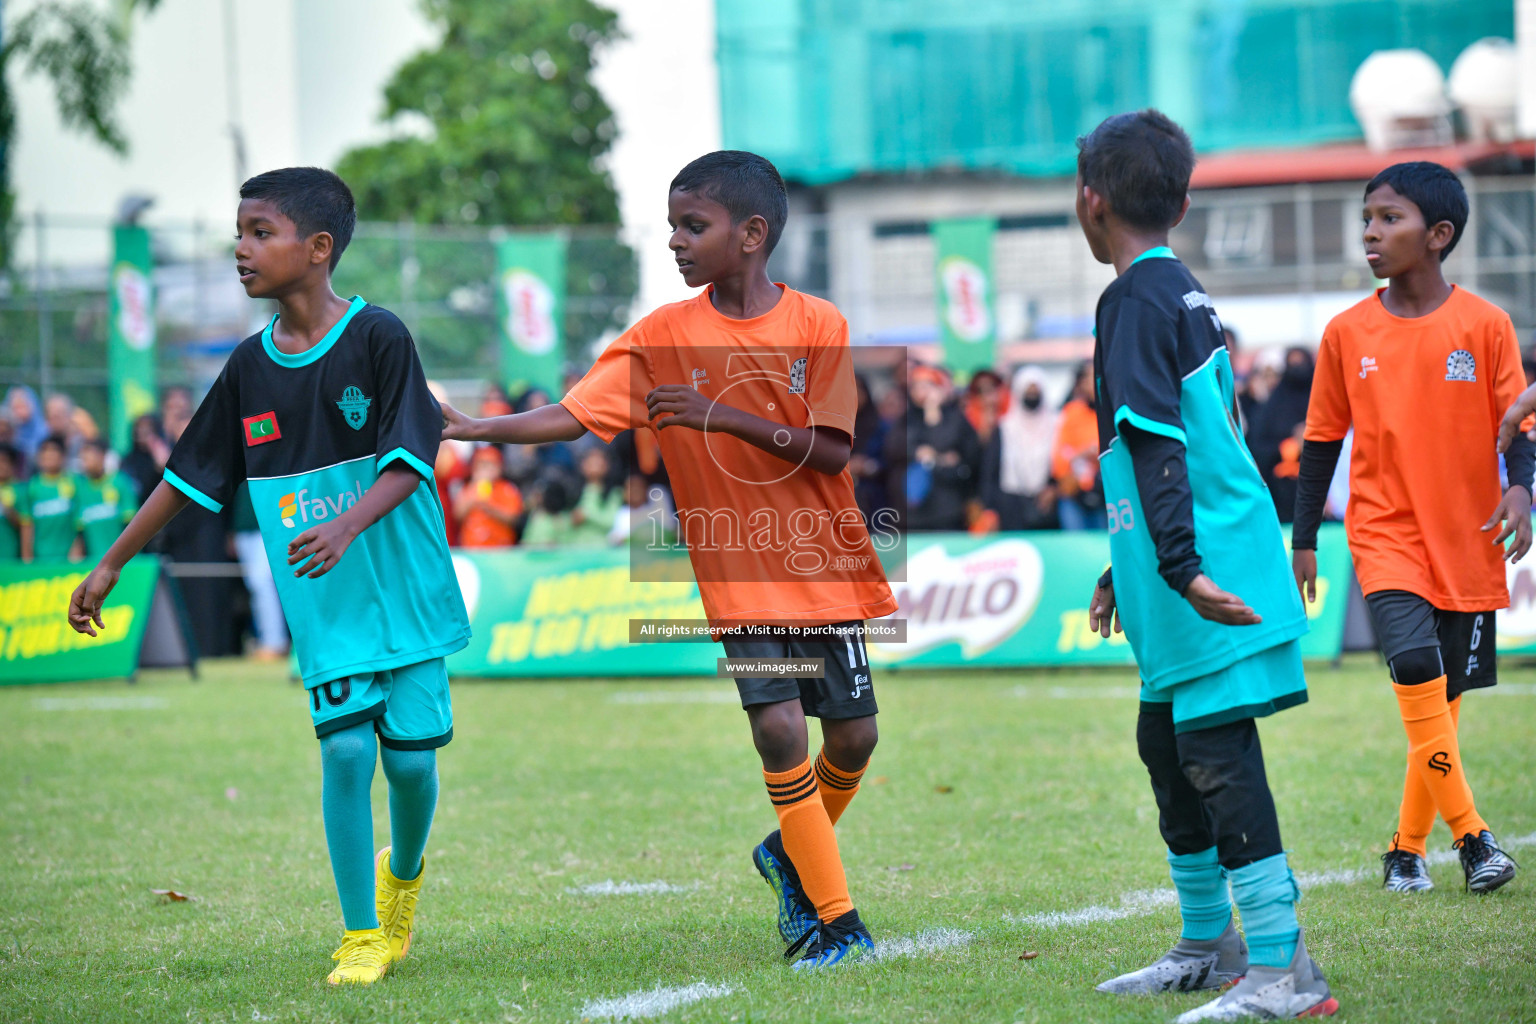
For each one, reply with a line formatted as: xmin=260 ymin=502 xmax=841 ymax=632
xmin=2 ymin=656 xmax=1534 ymax=1023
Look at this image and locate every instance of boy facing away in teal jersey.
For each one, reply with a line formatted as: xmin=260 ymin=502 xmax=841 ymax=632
xmin=1077 ymin=111 xmax=1338 ymax=1023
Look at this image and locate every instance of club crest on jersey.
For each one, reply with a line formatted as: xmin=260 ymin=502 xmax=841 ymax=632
xmin=789 ymin=357 xmax=807 ymax=394
xmin=336 ymin=386 xmax=372 ymax=429
xmin=1445 ymin=350 xmax=1476 ymax=382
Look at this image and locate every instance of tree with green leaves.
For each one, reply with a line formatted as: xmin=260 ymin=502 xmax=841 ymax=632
xmin=0 ymin=0 xmax=161 ymax=268
xmin=335 ymin=0 xmax=636 ymax=373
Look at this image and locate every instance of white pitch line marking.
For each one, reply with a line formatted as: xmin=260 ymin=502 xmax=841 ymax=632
xmin=870 ymin=927 xmax=974 ymax=960
xmin=608 ymin=690 xmax=739 ymax=705
xmin=578 ymin=981 xmax=732 ymax=1021
xmin=1007 ymin=831 xmax=1536 ymax=928
xmin=566 ymin=880 xmax=698 ymax=896
xmin=33 ymin=696 xmax=169 ymax=711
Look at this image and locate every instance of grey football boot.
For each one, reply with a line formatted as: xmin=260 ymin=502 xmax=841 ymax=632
xmin=1381 ymin=846 xmax=1434 ymax=893
xmin=1174 ymin=928 xmax=1338 ymax=1022
xmin=1096 ymin=918 xmax=1247 ymax=995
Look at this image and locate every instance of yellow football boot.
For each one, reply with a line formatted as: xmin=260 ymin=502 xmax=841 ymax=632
xmin=326 ymin=927 xmax=391 ymax=985
xmin=375 ymin=846 xmax=425 ymax=962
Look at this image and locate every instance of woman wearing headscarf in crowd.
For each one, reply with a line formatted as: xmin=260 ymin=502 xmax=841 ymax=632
xmin=898 ymin=364 xmax=981 ymax=531
xmin=849 ymin=373 xmax=890 ymax=527
xmin=1051 ymin=361 xmax=1106 ymax=530
xmin=6 ymin=386 xmax=48 ymax=463
xmin=1247 ymin=346 xmax=1314 ymax=524
xmin=982 ymin=365 xmax=1061 ymax=531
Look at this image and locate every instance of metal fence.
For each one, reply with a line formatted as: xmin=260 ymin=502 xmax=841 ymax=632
xmin=3 ymin=172 xmax=1535 ymax=430
xmin=0 ymin=217 xmax=645 ymax=428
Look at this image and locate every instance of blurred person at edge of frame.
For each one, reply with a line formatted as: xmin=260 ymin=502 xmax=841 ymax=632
xmin=1052 ymin=361 xmax=1105 ymax=531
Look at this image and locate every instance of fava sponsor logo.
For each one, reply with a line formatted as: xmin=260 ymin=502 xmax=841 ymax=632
xmin=278 ymin=483 xmax=365 ymax=529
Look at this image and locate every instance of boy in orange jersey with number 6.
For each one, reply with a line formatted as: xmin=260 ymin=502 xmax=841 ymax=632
xmin=441 ymin=151 xmax=897 ymax=968
xmin=1293 ymin=161 xmax=1532 ymax=894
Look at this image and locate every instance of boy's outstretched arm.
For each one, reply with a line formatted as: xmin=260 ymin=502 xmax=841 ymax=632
xmin=644 ymin=384 xmax=851 ymax=475
xmin=286 ymin=465 xmax=421 ymax=578
xmin=68 ymin=481 xmax=191 ymax=636
xmin=442 ymin=401 xmax=588 ymax=445
xmin=1123 ymin=425 xmax=1261 ymax=626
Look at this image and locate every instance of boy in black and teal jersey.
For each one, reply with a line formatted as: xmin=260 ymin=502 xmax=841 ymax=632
xmin=1075 ymin=112 xmax=1338 ymax=1022
xmin=75 ymin=438 xmax=137 ymax=559
xmin=67 ymin=167 xmax=469 ymax=986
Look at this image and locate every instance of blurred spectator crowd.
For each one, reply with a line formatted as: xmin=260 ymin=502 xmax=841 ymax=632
xmin=4 ymin=326 xmax=1440 ymax=661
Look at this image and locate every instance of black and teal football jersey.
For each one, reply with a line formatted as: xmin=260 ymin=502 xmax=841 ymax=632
xmin=164 ymin=297 xmax=469 ymax=684
xmin=1094 ymin=251 xmax=1306 ymax=689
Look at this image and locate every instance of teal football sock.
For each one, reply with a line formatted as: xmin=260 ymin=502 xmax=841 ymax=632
xmin=380 ymin=746 xmax=438 ymax=882
xmin=1229 ymin=852 xmax=1300 ymax=967
xmin=1168 ymin=846 xmax=1231 ymax=942
xmin=319 ymin=721 xmax=380 ymax=931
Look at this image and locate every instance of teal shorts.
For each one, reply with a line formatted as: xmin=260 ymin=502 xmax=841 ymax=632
xmin=307 ymin=657 xmax=453 ymax=749
xmin=1140 ymin=638 xmax=1308 ymax=734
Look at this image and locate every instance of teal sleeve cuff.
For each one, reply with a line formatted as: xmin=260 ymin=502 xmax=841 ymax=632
xmin=162 ymin=469 xmax=223 ymax=513
xmin=1114 ymin=405 xmax=1187 ymax=445
xmin=378 ymin=447 xmax=435 ymax=482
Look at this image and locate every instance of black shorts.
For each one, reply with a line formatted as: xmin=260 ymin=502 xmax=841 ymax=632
xmin=721 ymin=620 xmax=878 ymax=720
xmin=1364 ymin=590 xmax=1496 ymax=699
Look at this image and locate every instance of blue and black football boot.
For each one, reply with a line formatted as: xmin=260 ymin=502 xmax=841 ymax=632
xmin=752 ymin=829 xmax=819 ymax=944
xmin=785 ymin=909 xmax=874 ymax=970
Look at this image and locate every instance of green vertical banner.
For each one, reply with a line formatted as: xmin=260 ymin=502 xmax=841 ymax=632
xmin=932 ymin=216 xmax=996 ymax=377
xmin=108 ymin=225 xmax=158 ymax=452
xmin=496 ymin=233 xmax=567 ymax=396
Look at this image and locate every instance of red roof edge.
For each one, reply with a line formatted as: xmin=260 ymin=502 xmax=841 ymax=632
xmin=1190 ymin=140 xmax=1535 ymax=189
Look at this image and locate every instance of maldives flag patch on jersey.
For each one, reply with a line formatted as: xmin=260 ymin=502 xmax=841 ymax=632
xmin=243 ymin=411 xmax=282 ymax=446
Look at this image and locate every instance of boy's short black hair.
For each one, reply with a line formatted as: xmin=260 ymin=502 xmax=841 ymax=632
xmin=1076 ymin=110 xmax=1195 ymax=232
xmin=669 ymin=151 xmax=789 ymax=254
xmin=37 ymin=434 xmax=66 ymax=455
xmin=239 ymin=167 xmax=357 ymax=271
xmin=1364 ymin=161 xmax=1468 ymax=262
xmin=0 ymin=442 xmax=18 ymax=468
xmin=81 ymin=437 xmax=109 ymax=454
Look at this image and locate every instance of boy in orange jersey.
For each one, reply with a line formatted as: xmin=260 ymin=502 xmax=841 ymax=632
xmin=1293 ymin=161 xmax=1531 ymax=894
xmin=441 ymin=151 xmax=897 ymax=967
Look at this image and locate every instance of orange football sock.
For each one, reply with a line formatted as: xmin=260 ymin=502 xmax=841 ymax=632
xmin=1394 ymin=679 xmax=1486 ymax=842
xmin=764 ymin=759 xmax=853 ymax=922
xmin=1394 ymin=695 xmax=1461 ymax=857
xmin=813 ymin=749 xmax=867 ymax=826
